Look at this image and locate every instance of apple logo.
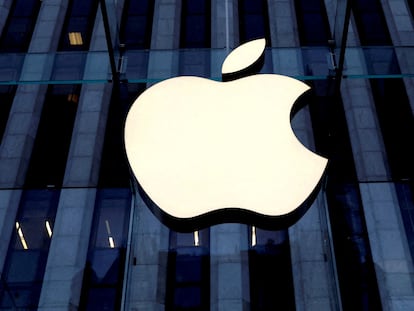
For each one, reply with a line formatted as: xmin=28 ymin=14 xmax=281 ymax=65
xmin=124 ymin=38 xmax=328 ymax=231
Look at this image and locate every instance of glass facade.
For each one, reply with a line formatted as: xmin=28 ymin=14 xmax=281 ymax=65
xmin=0 ymin=0 xmax=413 ymax=310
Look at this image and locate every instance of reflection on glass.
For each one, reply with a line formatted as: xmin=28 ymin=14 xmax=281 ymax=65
xmin=251 ymin=226 xmax=257 ymax=247
xmin=249 ymin=228 xmax=295 ymax=310
xmin=15 ymin=222 xmax=28 ymax=250
xmin=0 ymin=189 xmax=59 ymax=309
xmin=68 ymin=32 xmax=83 ymax=45
xmin=167 ymin=230 xmax=210 ymax=310
xmin=45 ymin=221 xmax=53 ymax=238
xmin=194 ymin=231 xmax=200 ymax=246
xmin=79 ymin=188 xmax=131 ymax=311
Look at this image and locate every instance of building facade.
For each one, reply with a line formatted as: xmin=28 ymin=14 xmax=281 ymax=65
xmin=0 ymin=0 xmax=413 ymax=310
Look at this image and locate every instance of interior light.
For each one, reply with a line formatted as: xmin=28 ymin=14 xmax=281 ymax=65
xmin=16 ymin=222 xmax=28 ymax=250
xmin=251 ymin=226 xmax=257 ymax=247
xmin=105 ymin=220 xmax=115 ymax=248
xmin=108 ymin=236 xmax=115 ymax=248
xmin=45 ymin=221 xmax=53 ymax=237
xmin=67 ymin=94 xmax=79 ymax=103
xmin=194 ymin=231 xmax=200 ymax=246
xmin=68 ymin=32 xmax=83 ymax=45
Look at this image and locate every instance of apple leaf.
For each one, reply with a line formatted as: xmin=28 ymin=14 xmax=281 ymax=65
xmin=221 ymin=38 xmax=266 ymax=76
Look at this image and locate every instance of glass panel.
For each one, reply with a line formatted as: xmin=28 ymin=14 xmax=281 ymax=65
xmin=180 ymin=0 xmax=211 ymax=48
xmin=238 ymin=0 xmax=270 ymax=44
xmin=58 ymin=0 xmax=100 ymax=51
xmin=249 ymin=228 xmax=295 ymax=310
xmin=99 ymin=83 xmax=146 ymax=187
xmin=396 ymin=182 xmax=414 ymax=261
xmin=79 ymin=188 xmax=131 ymax=310
xmin=352 ymin=0 xmax=391 ymax=45
xmin=369 ymin=78 xmax=414 ymax=180
xmin=120 ymin=0 xmax=154 ymax=49
xmin=295 ymin=0 xmax=331 ymax=46
xmin=167 ymin=230 xmax=210 ymax=310
xmin=0 ymin=0 xmax=41 ymax=52
xmin=0 ymin=189 xmax=59 ymax=309
xmin=0 ymin=48 xmax=413 ymax=85
xmin=0 ymin=85 xmax=16 ymax=144
xmin=326 ymin=183 xmax=382 ymax=310
xmin=24 ymin=84 xmax=80 ymax=188
xmin=348 ymin=0 xmax=414 ymax=181
xmin=306 ymin=77 xmax=382 ymax=308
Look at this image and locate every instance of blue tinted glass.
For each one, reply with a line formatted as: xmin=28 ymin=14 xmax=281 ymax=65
xmin=369 ymin=78 xmax=414 ymax=179
xmin=99 ymin=84 xmax=146 ymax=187
xmin=187 ymin=0 xmax=206 ymax=13
xmin=79 ymin=189 xmax=131 ymax=310
xmin=120 ymin=0 xmax=154 ymax=49
xmin=184 ymin=15 xmax=207 ymax=45
xmin=129 ymin=0 xmax=150 ymax=14
xmin=58 ymin=0 xmax=99 ymax=51
xmin=0 ymin=85 xmax=16 ymax=145
xmin=13 ymin=0 xmax=38 ymax=17
xmin=294 ymin=0 xmax=330 ymax=45
xmin=1 ymin=189 xmax=59 ymax=309
xmin=71 ymin=0 xmax=96 ymax=16
xmin=352 ymin=0 xmax=391 ymax=45
xmin=180 ymin=0 xmax=210 ymax=48
xmin=174 ymin=287 xmax=202 ymax=307
xmin=24 ymin=85 xmax=80 ymax=188
xmin=396 ymin=183 xmax=414 ymax=260
xmin=326 ymin=183 xmax=382 ymax=310
xmin=242 ymin=0 xmax=263 ymax=13
xmin=0 ymin=0 xmax=41 ymax=52
xmin=82 ymin=287 xmax=118 ymax=311
xmin=243 ymin=15 xmax=266 ymax=40
xmin=239 ymin=0 xmax=270 ymax=44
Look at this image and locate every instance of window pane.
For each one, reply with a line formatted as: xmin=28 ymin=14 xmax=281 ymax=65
xmin=239 ymin=0 xmax=270 ymax=44
xmin=99 ymin=84 xmax=146 ymax=187
xmin=1 ymin=189 xmax=59 ymax=309
xmin=0 ymin=0 xmax=41 ymax=52
xmin=249 ymin=228 xmax=295 ymax=310
xmin=79 ymin=188 xmax=131 ymax=311
xmin=180 ymin=0 xmax=210 ymax=48
xmin=58 ymin=0 xmax=99 ymax=51
xmin=120 ymin=0 xmax=154 ymax=49
xmin=294 ymin=0 xmax=330 ymax=46
xmin=25 ymin=85 xmax=80 ymax=188
xmin=0 ymin=85 xmax=16 ymax=144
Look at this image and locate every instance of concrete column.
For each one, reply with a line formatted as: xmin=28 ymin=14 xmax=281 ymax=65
xmin=210 ymin=224 xmax=250 ymax=311
xmin=210 ymin=0 xmax=239 ymax=81
xmin=38 ymin=2 xmax=120 ymax=309
xmin=211 ymin=0 xmax=239 ymax=49
xmin=151 ymin=0 xmax=181 ymax=50
xmin=268 ymin=0 xmax=299 ymax=47
xmin=0 ymin=190 xmax=22 ymax=272
xmin=0 ymin=0 xmax=68 ymax=275
xmin=147 ymin=0 xmax=182 ymax=84
xmin=123 ymin=192 xmax=169 ymax=310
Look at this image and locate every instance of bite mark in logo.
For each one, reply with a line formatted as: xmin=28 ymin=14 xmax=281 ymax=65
xmin=124 ymin=39 xmax=328 ymax=231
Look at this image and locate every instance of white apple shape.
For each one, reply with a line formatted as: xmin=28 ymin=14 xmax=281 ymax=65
xmin=124 ymin=38 xmax=328 ymax=230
